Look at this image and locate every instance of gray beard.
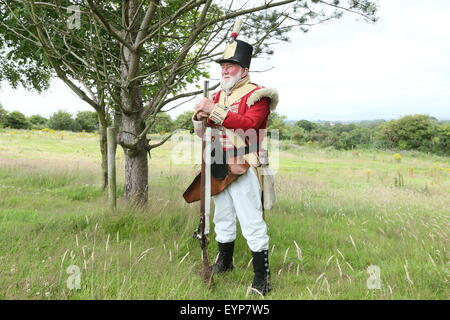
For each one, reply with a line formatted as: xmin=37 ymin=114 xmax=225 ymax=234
xmin=220 ymin=70 xmax=243 ymax=94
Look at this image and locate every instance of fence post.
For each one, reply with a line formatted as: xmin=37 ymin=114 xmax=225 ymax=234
xmin=107 ymin=127 xmax=117 ymax=210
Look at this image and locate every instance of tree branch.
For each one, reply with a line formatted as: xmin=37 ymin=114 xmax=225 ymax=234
xmin=147 ymin=130 xmax=177 ymax=150
xmin=160 ymin=82 xmax=220 ymax=109
xmin=134 ymin=0 xmax=158 ymax=49
xmin=28 ymin=0 xmax=100 ymax=111
xmin=135 ymin=0 xmax=205 ymax=48
xmin=85 ymin=0 xmax=134 ymax=51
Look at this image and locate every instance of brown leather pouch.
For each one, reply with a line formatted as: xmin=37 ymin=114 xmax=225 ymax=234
xmin=228 ymin=156 xmax=250 ymax=175
xmin=183 ymin=161 xmax=250 ymax=203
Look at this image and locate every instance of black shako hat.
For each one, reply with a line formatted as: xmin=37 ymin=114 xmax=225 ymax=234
xmin=215 ymin=39 xmax=253 ymax=69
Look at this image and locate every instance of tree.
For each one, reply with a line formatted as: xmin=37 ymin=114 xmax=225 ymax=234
xmin=268 ymin=111 xmax=288 ymax=139
xmin=1 ymin=0 xmax=378 ymax=205
xmin=376 ymin=114 xmax=439 ymax=151
xmin=295 ymin=119 xmax=317 ymax=132
xmin=330 ymin=123 xmax=357 ymax=135
xmin=0 ymin=2 xmax=113 ymax=188
xmin=48 ymin=110 xmax=75 ymax=131
xmin=330 ymin=127 xmax=372 ymax=150
xmin=2 ymin=4 xmax=121 ymax=189
xmin=148 ymin=112 xmax=174 ymax=134
xmin=75 ymin=111 xmax=99 ymax=132
xmin=292 ymin=126 xmax=306 ymax=145
xmin=28 ymin=114 xmax=48 ymax=129
xmin=434 ymin=124 xmax=450 ymax=156
xmin=346 ymin=127 xmax=372 ymax=148
xmin=5 ymin=110 xmax=29 ymax=129
xmin=0 ymin=7 xmax=51 ymax=93
xmin=0 ymin=103 xmax=7 ymax=127
xmin=174 ymin=111 xmax=195 ymax=133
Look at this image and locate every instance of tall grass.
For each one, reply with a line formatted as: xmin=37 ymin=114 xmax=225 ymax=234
xmin=0 ymin=129 xmax=448 ymax=299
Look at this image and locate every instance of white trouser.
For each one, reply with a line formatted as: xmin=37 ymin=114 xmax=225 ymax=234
xmin=212 ymin=167 xmax=269 ymax=252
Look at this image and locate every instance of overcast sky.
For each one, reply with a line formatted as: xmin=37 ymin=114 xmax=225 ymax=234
xmin=1 ymin=0 xmax=449 ymax=121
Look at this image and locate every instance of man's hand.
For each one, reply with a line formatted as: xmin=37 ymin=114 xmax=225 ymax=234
xmin=194 ymin=97 xmax=215 ymax=120
xmin=195 ymin=111 xmax=209 ymax=120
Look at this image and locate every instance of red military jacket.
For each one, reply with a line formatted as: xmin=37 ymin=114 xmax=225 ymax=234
xmin=194 ymin=76 xmax=279 ymax=151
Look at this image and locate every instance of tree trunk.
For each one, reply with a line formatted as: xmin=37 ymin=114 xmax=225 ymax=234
xmin=120 ymin=84 xmax=149 ymax=205
xmin=119 ymin=0 xmax=148 ymax=206
xmin=98 ymin=112 xmax=108 ymax=190
xmin=121 ymin=112 xmax=148 ymax=205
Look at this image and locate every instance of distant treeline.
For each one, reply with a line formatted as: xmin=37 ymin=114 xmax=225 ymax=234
xmin=0 ymin=104 xmax=196 ymax=135
xmin=268 ymin=112 xmax=450 ymax=156
xmin=1 ymin=104 xmax=448 ymax=156
xmin=0 ymin=106 xmax=99 ymax=132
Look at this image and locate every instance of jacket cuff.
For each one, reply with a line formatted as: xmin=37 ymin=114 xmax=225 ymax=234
xmin=208 ymin=104 xmax=228 ymax=125
xmin=192 ymin=111 xmax=204 ymax=131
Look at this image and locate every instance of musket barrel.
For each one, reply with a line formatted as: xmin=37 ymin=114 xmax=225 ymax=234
xmin=198 ymin=80 xmax=213 ymax=287
xmin=200 ymin=80 xmax=209 ymax=227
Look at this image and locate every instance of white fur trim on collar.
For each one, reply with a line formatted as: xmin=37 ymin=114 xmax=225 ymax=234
xmin=247 ymin=87 xmax=279 ymax=111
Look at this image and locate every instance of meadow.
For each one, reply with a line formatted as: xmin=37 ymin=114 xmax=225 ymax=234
xmin=0 ymin=128 xmax=448 ymax=300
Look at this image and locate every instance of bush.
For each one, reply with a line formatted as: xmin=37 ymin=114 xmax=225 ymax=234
xmin=295 ymin=119 xmax=317 ymax=132
xmin=267 ymin=111 xmax=288 ymax=139
xmin=5 ymin=111 xmax=30 ymax=129
xmin=74 ymin=111 xmax=98 ymax=132
xmin=174 ymin=111 xmax=194 ymax=133
xmin=376 ymin=114 xmax=439 ymax=152
xmin=28 ymin=115 xmax=48 ymax=129
xmin=432 ymin=124 xmax=450 ymax=156
xmin=0 ymin=104 xmax=8 ymax=128
xmin=291 ymin=127 xmax=306 ymax=145
xmin=48 ymin=110 xmax=75 ymax=131
xmin=148 ymin=112 xmax=174 ymax=134
xmin=340 ymin=127 xmax=373 ymax=149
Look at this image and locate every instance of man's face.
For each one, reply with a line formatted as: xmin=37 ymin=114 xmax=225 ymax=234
xmin=221 ymin=62 xmax=247 ymax=81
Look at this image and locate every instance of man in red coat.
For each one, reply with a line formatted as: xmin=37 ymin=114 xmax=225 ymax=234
xmin=192 ymin=38 xmax=278 ymax=295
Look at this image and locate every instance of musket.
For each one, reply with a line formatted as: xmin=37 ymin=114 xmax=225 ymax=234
xmin=193 ymin=80 xmax=213 ymax=287
xmin=191 ymin=19 xmax=244 ymax=287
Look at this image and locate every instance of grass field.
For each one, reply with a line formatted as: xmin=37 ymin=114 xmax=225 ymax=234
xmin=0 ymin=128 xmax=448 ymax=300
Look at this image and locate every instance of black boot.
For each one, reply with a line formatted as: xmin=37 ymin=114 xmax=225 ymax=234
xmin=213 ymin=241 xmax=234 ymax=273
xmin=251 ymin=250 xmax=271 ymax=295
